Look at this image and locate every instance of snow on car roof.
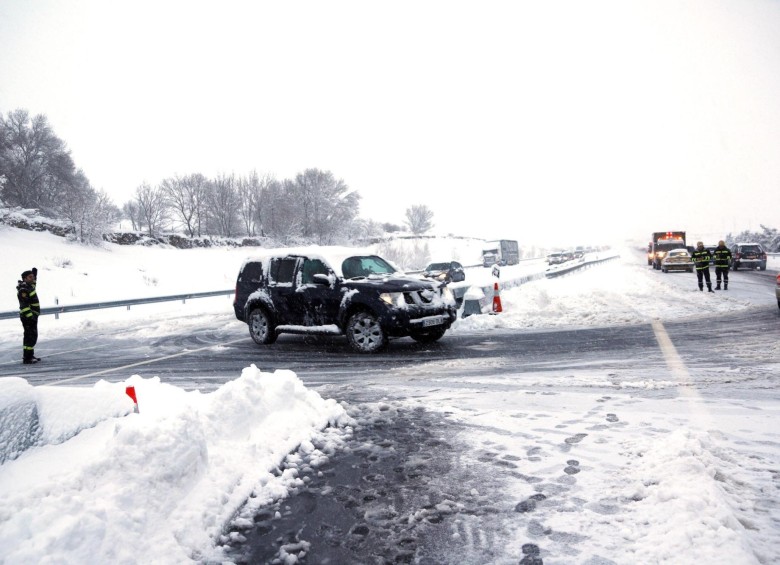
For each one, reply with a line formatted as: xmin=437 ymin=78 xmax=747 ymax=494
xmin=240 ymin=245 xmax=380 ymax=277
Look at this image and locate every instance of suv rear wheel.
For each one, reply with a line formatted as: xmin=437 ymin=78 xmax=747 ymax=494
xmin=346 ymin=311 xmax=387 ymax=353
xmin=249 ymin=308 xmax=277 ymax=345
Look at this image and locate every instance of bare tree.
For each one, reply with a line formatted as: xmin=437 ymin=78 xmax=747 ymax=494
xmin=237 ymin=170 xmax=274 ymax=236
xmin=291 ymin=169 xmax=361 ymax=244
xmin=405 ymin=204 xmax=434 ymax=234
xmin=0 ymin=109 xmax=78 ymax=213
xmin=204 ymin=173 xmax=241 ymax=237
xmin=257 ymin=178 xmax=298 ymax=241
xmin=161 ymin=173 xmax=207 ymax=237
xmin=69 ymin=189 xmax=118 ymax=244
xmin=122 ymin=200 xmax=143 ymax=231
xmin=134 ymin=182 xmax=168 ymax=237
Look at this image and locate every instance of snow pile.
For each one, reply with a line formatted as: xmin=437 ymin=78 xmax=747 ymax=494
xmin=0 ymin=368 xmax=352 ymax=564
xmin=618 ymin=429 xmax=762 ymax=563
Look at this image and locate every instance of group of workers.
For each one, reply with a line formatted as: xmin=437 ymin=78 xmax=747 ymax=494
xmin=691 ymin=240 xmax=732 ymax=292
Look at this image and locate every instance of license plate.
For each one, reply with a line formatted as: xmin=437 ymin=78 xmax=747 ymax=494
xmin=423 ymin=316 xmax=443 ymax=327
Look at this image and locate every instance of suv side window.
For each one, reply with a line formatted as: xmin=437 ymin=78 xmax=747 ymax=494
xmin=301 ymin=258 xmax=330 ymax=285
xmin=269 ymin=257 xmax=297 ymax=285
xmin=241 ymin=262 xmax=264 ymax=283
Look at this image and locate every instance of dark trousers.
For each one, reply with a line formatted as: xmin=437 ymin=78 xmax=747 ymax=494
xmin=21 ymin=317 xmax=38 ymax=360
xmin=696 ymin=268 xmax=711 ymax=290
xmin=715 ymin=267 xmax=729 ymax=286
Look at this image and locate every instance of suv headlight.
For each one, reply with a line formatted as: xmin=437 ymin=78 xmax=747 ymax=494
xmin=441 ymin=286 xmax=454 ymax=302
xmin=379 ymin=292 xmax=405 ymax=307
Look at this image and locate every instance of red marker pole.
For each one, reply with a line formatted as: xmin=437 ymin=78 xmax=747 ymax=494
xmin=125 ymin=386 xmax=139 ymax=413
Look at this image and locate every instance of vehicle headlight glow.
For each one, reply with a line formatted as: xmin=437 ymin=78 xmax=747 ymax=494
xmin=379 ymin=292 xmax=405 ymax=307
xmin=441 ymin=286 xmax=454 ymax=301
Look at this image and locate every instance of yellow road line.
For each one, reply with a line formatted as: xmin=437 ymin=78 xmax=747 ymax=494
xmin=650 ymin=319 xmax=713 ymax=428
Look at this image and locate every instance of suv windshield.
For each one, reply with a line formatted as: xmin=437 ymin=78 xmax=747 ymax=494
xmin=740 ymin=245 xmax=761 ymax=253
xmin=341 ymin=255 xmax=397 ymax=279
xmin=426 ymin=263 xmax=450 ymax=271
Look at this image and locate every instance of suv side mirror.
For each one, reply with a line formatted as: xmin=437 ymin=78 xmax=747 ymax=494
xmin=312 ymin=273 xmax=333 ymax=285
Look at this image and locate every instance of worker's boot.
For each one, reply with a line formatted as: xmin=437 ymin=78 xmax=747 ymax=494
xmin=707 ymin=283 xmax=714 ymax=293
xmin=715 ymin=282 xmax=721 ymax=290
xmin=724 ymin=282 xmax=728 ymax=290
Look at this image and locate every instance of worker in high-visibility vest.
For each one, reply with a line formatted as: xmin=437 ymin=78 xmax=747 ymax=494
xmin=691 ymin=242 xmax=714 ymax=293
xmin=17 ymin=267 xmax=41 ymax=364
xmin=712 ymin=240 xmax=732 ymax=291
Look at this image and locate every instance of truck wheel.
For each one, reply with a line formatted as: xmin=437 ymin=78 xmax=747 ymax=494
xmin=346 ymin=311 xmax=387 ymax=353
xmin=410 ymin=327 xmax=447 ymax=343
xmin=249 ymin=308 xmax=277 ymax=345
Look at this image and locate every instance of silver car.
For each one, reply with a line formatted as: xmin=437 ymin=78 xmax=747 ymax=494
xmin=661 ymin=248 xmax=694 ymax=273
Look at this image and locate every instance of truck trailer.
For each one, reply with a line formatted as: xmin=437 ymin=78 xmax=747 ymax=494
xmin=482 ymin=240 xmax=520 ymax=267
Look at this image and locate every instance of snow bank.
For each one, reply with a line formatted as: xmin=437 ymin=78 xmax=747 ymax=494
xmin=0 ymin=368 xmax=352 ymax=564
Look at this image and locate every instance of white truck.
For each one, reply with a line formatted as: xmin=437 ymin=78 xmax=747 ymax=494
xmin=482 ymin=240 xmax=520 ymax=267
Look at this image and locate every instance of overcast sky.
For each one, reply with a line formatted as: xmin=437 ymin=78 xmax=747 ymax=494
xmin=1 ymin=0 xmax=779 ymax=247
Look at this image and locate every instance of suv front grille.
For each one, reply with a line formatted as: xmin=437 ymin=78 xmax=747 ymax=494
xmin=404 ymin=289 xmax=437 ymax=305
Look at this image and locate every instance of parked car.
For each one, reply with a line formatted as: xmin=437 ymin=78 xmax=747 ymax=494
xmin=661 ymin=248 xmax=694 ymax=273
xmin=776 ymin=273 xmax=780 ymax=310
xmin=233 ymin=248 xmax=458 ymax=353
xmin=729 ymin=243 xmax=767 ymax=271
xmin=422 ymin=261 xmax=466 ymax=283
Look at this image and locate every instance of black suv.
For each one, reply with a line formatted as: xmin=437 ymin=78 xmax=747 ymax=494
xmin=729 ymin=243 xmax=767 ymax=271
xmin=234 ymin=249 xmax=458 ymax=353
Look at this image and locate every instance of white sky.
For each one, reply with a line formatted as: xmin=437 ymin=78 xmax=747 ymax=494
xmin=1 ymin=227 xmax=778 ymax=563
xmin=1 ymin=0 xmax=780 ymax=247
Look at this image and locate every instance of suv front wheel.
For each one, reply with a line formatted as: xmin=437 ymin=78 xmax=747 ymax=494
xmin=346 ymin=311 xmax=387 ymax=353
xmin=249 ymin=308 xmax=277 ymax=345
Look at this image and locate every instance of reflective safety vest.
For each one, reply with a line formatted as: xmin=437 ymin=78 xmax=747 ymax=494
xmin=713 ymin=246 xmax=732 ymax=268
xmin=691 ymin=249 xmax=711 ymax=270
xmin=17 ymin=281 xmax=40 ymax=319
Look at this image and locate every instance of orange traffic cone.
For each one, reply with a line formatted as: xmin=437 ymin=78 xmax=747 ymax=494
xmin=492 ymin=282 xmax=502 ymax=313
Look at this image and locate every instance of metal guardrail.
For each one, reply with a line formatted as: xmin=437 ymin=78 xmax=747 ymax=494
xmin=0 ymin=290 xmax=234 ymax=320
xmin=544 ymin=254 xmax=621 ymax=278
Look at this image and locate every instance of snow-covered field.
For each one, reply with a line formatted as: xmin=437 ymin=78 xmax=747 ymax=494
xmin=1 ymin=225 xmax=778 ymax=564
